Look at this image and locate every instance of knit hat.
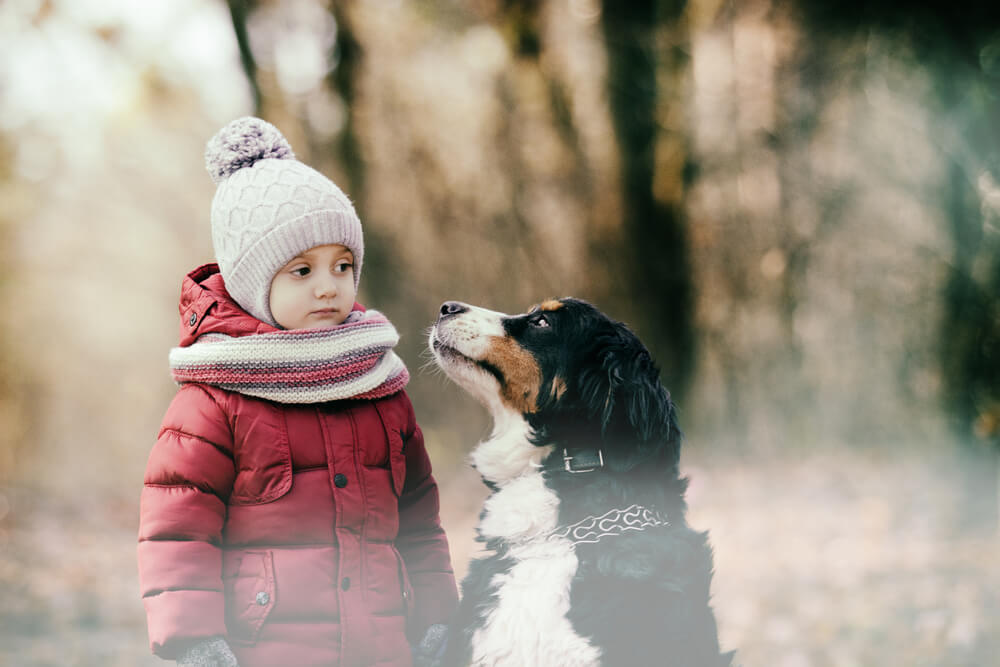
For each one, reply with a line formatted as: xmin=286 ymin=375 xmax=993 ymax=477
xmin=204 ymin=116 xmax=364 ymax=326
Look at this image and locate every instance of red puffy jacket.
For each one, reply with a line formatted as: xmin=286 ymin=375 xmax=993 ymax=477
xmin=138 ymin=265 xmax=458 ymax=666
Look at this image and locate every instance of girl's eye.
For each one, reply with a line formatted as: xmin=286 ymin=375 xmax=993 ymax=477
xmin=291 ymin=266 xmax=310 ymax=277
xmin=335 ymin=262 xmax=354 ymax=273
xmin=531 ymin=315 xmax=550 ymax=328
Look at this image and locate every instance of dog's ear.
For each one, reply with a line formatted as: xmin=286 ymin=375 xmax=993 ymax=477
xmin=576 ymin=322 xmax=681 ymax=471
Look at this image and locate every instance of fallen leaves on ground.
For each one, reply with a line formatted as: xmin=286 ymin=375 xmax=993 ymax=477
xmin=1 ymin=446 xmax=996 ymax=666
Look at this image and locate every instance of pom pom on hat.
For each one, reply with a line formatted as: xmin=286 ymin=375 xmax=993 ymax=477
xmin=205 ymin=116 xmax=295 ymax=184
xmin=205 ymin=117 xmax=364 ymax=326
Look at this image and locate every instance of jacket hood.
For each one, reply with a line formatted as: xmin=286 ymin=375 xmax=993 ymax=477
xmin=176 ymin=264 xmax=278 ymax=347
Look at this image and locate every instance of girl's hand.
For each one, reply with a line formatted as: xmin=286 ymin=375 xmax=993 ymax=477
xmin=412 ymin=623 xmax=448 ymax=667
xmin=176 ymin=636 xmax=239 ymax=667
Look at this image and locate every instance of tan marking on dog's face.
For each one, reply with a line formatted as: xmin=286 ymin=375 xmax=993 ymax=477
xmin=539 ymin=299 xmax=564 ymax=312
xmin=483 ymin=336 xmax=542 ymax=414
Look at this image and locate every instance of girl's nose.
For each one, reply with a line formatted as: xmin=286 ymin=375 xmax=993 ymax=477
xmin=315 ymin=277 xmax=337 ymax=298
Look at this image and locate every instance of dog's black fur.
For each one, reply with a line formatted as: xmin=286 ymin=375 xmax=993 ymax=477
xmin=433 ymin=298 xmax=732 ymax=667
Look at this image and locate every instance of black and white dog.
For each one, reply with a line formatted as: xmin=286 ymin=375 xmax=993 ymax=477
xmin=429 ymin=298 xmax=732 ymax=667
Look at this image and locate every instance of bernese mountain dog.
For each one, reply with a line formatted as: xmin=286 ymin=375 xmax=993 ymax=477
xmin=428 ymin=298 xmax=732 ymax=667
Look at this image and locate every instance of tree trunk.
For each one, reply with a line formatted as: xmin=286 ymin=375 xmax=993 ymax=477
xmin=600 ymin=0 xmax=695 ymax=400
xmin=226 ymin=0 xmax=262 ymax=115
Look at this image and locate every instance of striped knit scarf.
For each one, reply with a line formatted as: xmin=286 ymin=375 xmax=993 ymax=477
xmin=168 ymin=310 xmax=409 ymax=403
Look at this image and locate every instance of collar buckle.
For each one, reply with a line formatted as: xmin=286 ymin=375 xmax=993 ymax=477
xmin=563 ymin=448 xmax=604 ymax=473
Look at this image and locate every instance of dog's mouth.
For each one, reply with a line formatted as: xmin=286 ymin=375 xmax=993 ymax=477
xmin=431 ymin=337 xmax=505 ymax=385
xmin=430 ymin=338 xmax=464 ymax=362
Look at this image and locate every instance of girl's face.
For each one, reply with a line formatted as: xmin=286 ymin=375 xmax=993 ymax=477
xmin=268 ymin=244 xmax=357 ymax=329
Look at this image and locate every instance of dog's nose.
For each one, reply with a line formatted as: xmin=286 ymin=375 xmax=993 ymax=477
xmin=439 ymin=301 xmax=469 ymax=319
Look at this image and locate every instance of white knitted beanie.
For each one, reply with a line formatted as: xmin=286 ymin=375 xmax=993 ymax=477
xmin=204 ymin=116 xmax=363 ymax=326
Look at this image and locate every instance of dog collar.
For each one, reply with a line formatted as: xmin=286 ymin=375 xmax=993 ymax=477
xmin=549 ymin=504 xmax=669 ymax=545
xmin=553 ymin=447 xmax=605 ymax=473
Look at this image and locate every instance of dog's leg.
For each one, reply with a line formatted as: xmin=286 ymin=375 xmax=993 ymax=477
xmin=442 ymin=552 xmax=512 ymax=667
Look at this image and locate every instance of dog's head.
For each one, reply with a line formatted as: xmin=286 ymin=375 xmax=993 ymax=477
xmin=429 ymin=298 xmax=680 ymax=471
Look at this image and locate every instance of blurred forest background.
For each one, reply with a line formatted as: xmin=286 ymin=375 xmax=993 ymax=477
xmin=1 ymin=0 xmax=999 ymax=665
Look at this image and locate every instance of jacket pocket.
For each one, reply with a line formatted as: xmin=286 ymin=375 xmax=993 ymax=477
xmin=387 ymin=428 xmax=407 ymax=497
xmin=392 ymin=546 xmax=416 ymax=621
xmin=373 ymin=399 xmax=408 ymax=497
xmin=230 ymin=401 xmax=293 ymax=505
xmin=223 ymin=550 xmax=276 ymax=644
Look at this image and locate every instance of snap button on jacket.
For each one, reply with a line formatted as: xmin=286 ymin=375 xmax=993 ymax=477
xmin=138 ymin=265 xmax=458 ymax=667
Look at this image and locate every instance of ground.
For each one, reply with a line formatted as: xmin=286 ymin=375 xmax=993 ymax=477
xmin=1 ymin=446 xmax=996 ymax=666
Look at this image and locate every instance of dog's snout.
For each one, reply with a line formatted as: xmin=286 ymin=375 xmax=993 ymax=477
xmin=439 ymin=301 xmax=469 ymax=319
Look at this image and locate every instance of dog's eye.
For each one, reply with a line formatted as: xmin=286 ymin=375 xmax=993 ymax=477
xmin=531 ymin=315 xmax=550 ymax=328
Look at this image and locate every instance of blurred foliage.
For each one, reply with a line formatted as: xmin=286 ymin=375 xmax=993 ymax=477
xmin=789 ymin=0 xmax=1000 ymax=526
xmin=800 ymin=0 xmax=1000 ymax=437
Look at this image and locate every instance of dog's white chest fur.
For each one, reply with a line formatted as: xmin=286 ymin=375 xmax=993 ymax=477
xmin=469 ymin=417 xmax=602 ymax=667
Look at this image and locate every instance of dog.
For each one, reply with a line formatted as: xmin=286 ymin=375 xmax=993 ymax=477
xmin=428 ymin=298 xmax=732 ymax=667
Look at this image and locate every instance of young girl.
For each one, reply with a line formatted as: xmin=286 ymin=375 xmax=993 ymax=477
xmin=138 ymin=117 xmax=457 ymax=666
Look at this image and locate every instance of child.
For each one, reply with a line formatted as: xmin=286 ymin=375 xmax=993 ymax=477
xmin=138 ymin=117 xmax=458 ymax=666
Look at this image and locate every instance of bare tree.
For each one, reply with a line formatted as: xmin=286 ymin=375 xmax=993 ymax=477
xmin=226 ymin=0 xmax=263 ymax=114
xmin=601 ymin=0 xmax=696 ymax=400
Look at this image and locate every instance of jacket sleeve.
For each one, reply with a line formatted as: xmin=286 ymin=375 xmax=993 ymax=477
xmin=137 ymin=384 xmax=236 ymax=659
xmin=396 ymin=396 xmax=459 ymax=642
